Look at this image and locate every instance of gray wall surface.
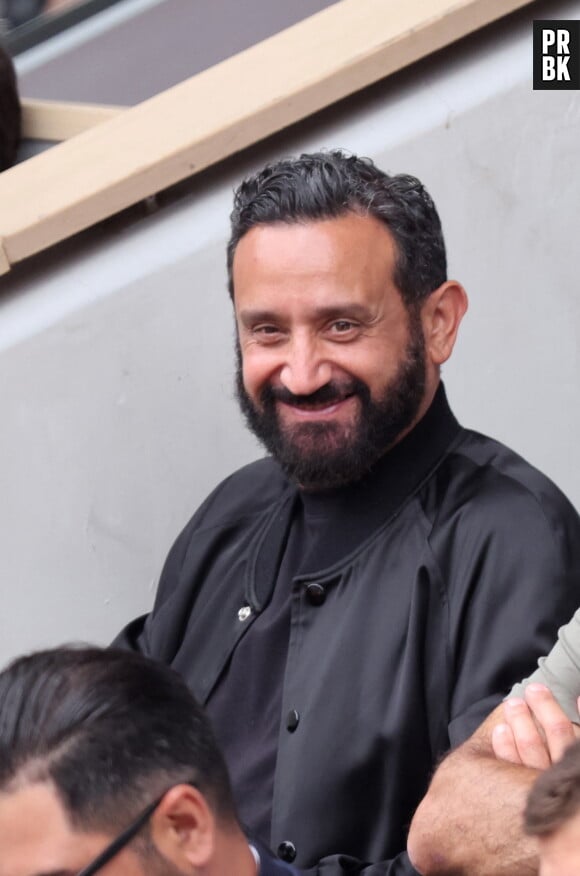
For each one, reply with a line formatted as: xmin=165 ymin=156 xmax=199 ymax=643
xmin=2 ymin=0 xmax=580 ymax=665
xmin=16 ymin=0 xmax=339 ymax=103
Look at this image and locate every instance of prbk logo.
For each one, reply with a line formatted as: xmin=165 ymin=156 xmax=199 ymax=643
xmin=533 ymin=20 xmax=580 ymax=89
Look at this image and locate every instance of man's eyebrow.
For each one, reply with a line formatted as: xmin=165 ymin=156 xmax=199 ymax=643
xmin=237 ymin=308 xmax=279 ymax=326
xmin=305 ymin=304 xmax=374 ymax=321
xmin=33 ymin=870 xmax=76 ymax=876
xmin=238 ymin=303 xmax=373 ymax=325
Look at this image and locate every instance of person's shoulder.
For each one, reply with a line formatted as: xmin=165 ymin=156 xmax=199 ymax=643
xmin=423 ymin=429 xmax=580 ymax=595
xmin=441 ymin=427 xmax=580 ymax=527
xmin=453 ymin=428 xmax=569 ymax=498
xmin=185 ymin=456 xmax=293 ymax=532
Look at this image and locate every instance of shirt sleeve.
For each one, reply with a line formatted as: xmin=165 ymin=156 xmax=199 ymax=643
xmin=301 ymin=850 xmax=419 ymax=874
xmin=508 ymin=607 xmax=580 ymax=722
xmin=445 ymin=481 xmax=580 ymax=746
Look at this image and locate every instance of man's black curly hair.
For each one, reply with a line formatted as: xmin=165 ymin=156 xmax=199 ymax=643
xmin=227 ymin=150 xmax=447 ymax=308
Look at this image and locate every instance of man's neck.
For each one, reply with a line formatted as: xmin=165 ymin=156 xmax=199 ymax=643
xmin=212 ymin=826 xmax=257 ymax=876
xmin=388 ymin=375 xmax=441 ymax=453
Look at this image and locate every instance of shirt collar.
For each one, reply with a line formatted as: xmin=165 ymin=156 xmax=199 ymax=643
xmin=297 ymin=382 xmax=461 ymax=572
xmin=249 ymin=842 xmax=260 ymax=873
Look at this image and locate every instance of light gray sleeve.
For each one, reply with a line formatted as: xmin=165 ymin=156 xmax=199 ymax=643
xmin=508 ymin=608 xmax=580 ymax=723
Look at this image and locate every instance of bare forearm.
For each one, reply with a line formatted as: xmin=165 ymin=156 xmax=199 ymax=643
xmin=407 ymin=713 xmax=539 ymax=876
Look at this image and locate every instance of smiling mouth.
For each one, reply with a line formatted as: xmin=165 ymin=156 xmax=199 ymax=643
xmin=278 ymin=394 xmax=356 ymax=418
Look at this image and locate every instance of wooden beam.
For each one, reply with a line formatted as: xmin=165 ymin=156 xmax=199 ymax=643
xmin=21 ymin=98 xmax=124 ymax=141
xmin=0 ymin=0 xmax=536 ymax=275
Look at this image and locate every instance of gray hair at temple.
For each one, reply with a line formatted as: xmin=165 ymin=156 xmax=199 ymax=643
xmin=226 ymin=149 xmax=447 ymax=310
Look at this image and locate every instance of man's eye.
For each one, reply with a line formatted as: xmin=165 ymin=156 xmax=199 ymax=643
xmin=331 ymin=320 xmax=357 ymax=333
xmin=251 ymin=325 xmax=282 ymax=341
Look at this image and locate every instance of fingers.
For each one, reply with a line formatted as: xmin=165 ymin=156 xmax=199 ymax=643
xmin=523 ymin=684 xmax=577 ymax=762
xmin=501 ymin=696 xmax=552 ymax=770
xmin=491 ymin=722 xmax=522 ymax=765
xmin=498 ymin=685 xmax=577 ymax=770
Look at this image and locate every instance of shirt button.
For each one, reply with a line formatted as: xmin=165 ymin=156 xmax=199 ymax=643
xmin=286 ymin=709 xmax=300 ymax=732
xmin=305 ymin=583 xmax=326 ymax=605
xmin=277 ymin=841 xmax=297 ymax=863
xmin=237 ymin=605 xmax=251 ymax=622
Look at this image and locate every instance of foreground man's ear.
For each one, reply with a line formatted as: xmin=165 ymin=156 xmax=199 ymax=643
xmin=150 ymin=784 xmax=216 ymax=872
xmin=421 ymin=280 xmax=468 ymax=367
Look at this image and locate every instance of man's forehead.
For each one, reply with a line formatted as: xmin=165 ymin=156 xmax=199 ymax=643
xmin=233 ymin=213 xmax=396 ymax=264
xmin=0 ymin=782 xmax=83 ymax=876
xmin=232 ymin=214 xmax=399 ymax=309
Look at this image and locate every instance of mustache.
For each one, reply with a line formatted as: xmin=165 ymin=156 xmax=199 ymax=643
xmin=261 ymin=379 xmax=368 ymax=408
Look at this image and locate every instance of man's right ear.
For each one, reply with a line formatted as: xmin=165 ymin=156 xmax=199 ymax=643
xmin=420 ymin=280 xmax=468 ymax=367
xmin=150 ymin=784 xmax=216 ymax=871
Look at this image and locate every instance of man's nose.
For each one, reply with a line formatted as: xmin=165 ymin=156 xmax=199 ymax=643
xmin=279 ymin=335 xmax=332 ymax=397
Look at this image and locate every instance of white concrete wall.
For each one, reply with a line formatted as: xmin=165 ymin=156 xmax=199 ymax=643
xmin=2 ymin=0 xmax=580 ymax=664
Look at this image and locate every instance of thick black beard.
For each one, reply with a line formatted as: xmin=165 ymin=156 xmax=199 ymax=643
xmin=235 ymin=316 xmax=426 ymax=491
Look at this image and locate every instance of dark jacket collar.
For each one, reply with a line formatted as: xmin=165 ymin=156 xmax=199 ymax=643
xmin=297 ymin=381 xmax=461 ymax=572
xmin=251 ymin=838 xmax=300 ymax=875
xmin=248 ymin=382 xmax=461 ymax=604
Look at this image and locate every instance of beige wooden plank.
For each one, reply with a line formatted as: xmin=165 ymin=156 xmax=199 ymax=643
xmin=21 ymin=99 xmax=124 ymax=141
xmin=0 ymin=0 xmax=535 ymax=274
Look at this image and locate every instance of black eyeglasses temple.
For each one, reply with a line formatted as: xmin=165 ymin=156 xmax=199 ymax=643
xmin=75 ymin=793 xmax=164 ymax=876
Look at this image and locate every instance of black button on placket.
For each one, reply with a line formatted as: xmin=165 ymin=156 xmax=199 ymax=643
xmin=305 ymin=582 xmax=326 ymax=605
xmin=286 ymin=709 xmax=300 ymax=732
xmin=277 ymin=841 xmax=297 ymax=862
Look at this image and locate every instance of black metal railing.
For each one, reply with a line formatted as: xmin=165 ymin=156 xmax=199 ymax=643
xmin=1 ymin=0 xmax=124 ymax=55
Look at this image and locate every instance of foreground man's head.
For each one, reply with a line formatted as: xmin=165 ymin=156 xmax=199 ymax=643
xmin=0 ymin=648 xmax=256 ymax=876
xmin=228 ymin=150 xmax=467 ymax=490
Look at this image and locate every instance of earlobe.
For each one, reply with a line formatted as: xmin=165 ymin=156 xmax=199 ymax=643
xmin=150 ymin=784 xmax=216 ymax=872
xmin=422 ymin=281 xmax=468 ymax=366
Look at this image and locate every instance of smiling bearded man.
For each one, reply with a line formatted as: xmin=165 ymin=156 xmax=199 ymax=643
xmin=115 ymin=150 xmax=580 ymax=876
xmin=235 ymin=303 xmax=426 ymax=491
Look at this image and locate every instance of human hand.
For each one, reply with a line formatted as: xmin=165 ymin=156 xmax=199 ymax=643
xmin=491 ymin=684 xmax=579 ymax=770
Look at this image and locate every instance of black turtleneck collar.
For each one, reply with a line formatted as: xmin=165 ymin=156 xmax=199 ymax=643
xmin=296 ymin=382 xmax=461 ymax=574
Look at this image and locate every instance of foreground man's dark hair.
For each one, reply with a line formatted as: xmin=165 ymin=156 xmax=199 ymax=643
xmin=0 ymin=646 xmax=236 ymax=833
xmin=227 ymin=149 xmax=447 ymax=307
xmin=524 ymin=739 xmax=580 ymax=837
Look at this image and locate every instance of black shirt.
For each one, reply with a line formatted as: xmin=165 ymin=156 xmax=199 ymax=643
xmin=205 ymin=385 xmax=458 ymax=841
xmin=114 ymin=383 xmax=580 ymax=872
